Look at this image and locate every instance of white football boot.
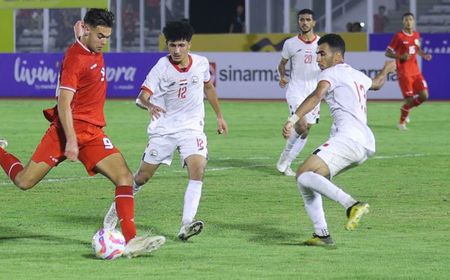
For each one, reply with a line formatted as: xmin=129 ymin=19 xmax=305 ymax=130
xmin=0 ymin=138 xmax=8 ymax=149
xmin=397 ymin=123 xmax=408 ymax=131
xmin=283 ymin=167 xmax=296 ymax=177
xmin=123 ymin=235 xmax=166 ymax=258
xmin=276 ymin=153 xmax=289 ymax=173
xmin=178 ymin=220 xmax=204 ymax=241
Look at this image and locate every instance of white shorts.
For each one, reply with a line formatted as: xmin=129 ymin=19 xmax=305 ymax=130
xmin=142 ymin=131 xmax=208 ymax=166
xmin=313 ymin=136 xmax=373 ymax=178
xmin=287 ymin=95 xmax=320 ymax=125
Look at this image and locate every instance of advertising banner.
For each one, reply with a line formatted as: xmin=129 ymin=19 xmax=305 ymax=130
xmin=200 ymin=51 xmax=402 ymax=100
xmin=0 ymin=52 xmax=166 ymax=98
xmin=422 ymin=54 xmax=449 ymax=100
xmin=369 ymin=33 xmax=450 ymax=54
xmin=0 ymin=51 xmax=445 ymax=100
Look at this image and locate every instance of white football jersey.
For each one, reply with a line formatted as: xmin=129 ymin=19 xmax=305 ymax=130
xmin=281 ymin=34 xmax=321 ymax=99
xmin=141 ymin=54 xmax=210 ymax=136
xmin=318 ymin=63 xmax=375 ymax=152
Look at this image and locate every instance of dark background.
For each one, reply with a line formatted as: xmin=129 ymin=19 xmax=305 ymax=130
xmin=189 ymin=0 xmax=244 ymax=33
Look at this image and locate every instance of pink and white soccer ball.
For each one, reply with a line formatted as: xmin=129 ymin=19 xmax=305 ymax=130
xmin=92 ymin=228 xmax=126 ymax=260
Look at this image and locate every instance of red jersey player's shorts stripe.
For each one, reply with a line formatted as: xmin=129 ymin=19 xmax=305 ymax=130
xmin=31 ymin=120 xmax=119 ymax=176
xmin=397 ymin=73 xmax=428 ymax=98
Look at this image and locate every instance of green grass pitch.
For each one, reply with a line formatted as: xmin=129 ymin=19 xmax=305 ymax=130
xmin=1 ymin=99 xmax=449 ymax=279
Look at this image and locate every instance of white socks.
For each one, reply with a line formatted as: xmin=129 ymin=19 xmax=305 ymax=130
xmin=297 ymin=172 xmax=356 ymax=209
xmin=182 ymin=180 xmax=203 ymax=225
xmin=281 ymin=129 xmax=308 ymax=165
xmin=132 ymin=181 xmax=142 ymax=196
xmin=297 ymin=171 xmax=357 ymax=235
xmin=288 ymin=136 xmax=308 ymax=162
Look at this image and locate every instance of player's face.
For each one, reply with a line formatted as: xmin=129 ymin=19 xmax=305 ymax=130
xmin=167 ymin=40 xmax=191 ymax=64
xmin=298 ymin=14 xmax=315 ymax=34
xmin=85 ymin=25 xmax=112 ymax=53
xmin=316 ymin=43 xmax=338 ymax=70
xmin=402 ymin=15 xmax=415 ymax=31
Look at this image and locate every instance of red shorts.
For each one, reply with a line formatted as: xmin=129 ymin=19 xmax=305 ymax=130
xmin=398 ymin=73 xmax=428 ymax=98
xmin=31 ymin=120 xmax=120 ymax=176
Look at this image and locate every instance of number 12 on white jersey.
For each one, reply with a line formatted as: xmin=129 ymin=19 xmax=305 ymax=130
xmin=354 ymin=81 xmax=367 ymax=113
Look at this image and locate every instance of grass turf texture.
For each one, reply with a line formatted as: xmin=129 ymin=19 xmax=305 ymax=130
xmin=1 ymin=100 xmax=449 ymax=279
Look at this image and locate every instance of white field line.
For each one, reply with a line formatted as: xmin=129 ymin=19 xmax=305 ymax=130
xmin=0 ymin=152 xmax=447 ymax=185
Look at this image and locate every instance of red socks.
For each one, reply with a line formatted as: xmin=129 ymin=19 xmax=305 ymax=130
xmin=115 ymin=185 xmax=136 ymax=243
xmin=0 ymin=148 xmax=23 ymax=182
xmin=400 ymin=96 xmax=425 ymax=124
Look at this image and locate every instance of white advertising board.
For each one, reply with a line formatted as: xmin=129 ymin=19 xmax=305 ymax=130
xmin=199 ymin=52 xmax=402 ymax=100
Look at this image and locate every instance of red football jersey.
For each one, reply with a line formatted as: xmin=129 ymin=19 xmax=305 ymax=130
xmin=387 ymin=30 xmax=421 ymax=76
xmin=58 ymin=40 xmax=107 ymax=127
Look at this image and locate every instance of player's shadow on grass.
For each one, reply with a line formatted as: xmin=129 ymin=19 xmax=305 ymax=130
xmin=207 ymin=158 xmax=281 ymax=176
xmin=212 ymin=221 xmax=304 ymax=246
xmin=0 ymin=226 xmax=91 ymax=246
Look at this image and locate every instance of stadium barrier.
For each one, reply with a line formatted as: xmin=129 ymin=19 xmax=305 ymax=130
xmin=0 ymin=52 xmax=447 ymax=100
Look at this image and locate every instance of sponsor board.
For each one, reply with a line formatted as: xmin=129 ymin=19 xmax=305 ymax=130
xmin=2 ymin=51 xmax=445 ymax=100
xmin=0 ymin=52 xmax=165 ymax=98
xmin=200 ymin=52 xmax=402 ymax=100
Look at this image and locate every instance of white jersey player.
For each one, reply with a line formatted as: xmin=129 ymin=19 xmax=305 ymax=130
xmin=277 ymin=9 xmax=321 ymax=176
xmin=282 ymin=34 xmax=395 ymax=246
xmin=103 ymin=21 xmax=228 ymax=242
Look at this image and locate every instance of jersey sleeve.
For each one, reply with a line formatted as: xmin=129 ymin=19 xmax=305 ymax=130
xmin=59 ymin=54 xmax=83 ymax=93
xmin=318 ymin=68 xmax=337 ymax=92
xmin=141 ymin=60 xmax=162 ymax=95
xmin=202 ymin=57 xmax=211 ymax=83
xmin=387 ymin=33 xmax=400 ymax=54
xmin=281 ymin=40 xmax=291 ymax=60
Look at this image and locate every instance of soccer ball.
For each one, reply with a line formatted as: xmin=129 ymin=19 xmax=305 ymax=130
xmin=92 ymin=228 xmax=126 ymax=260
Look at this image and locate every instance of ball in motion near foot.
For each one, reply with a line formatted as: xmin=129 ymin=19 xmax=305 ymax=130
xmin=92 ymin=228 xmax=126 ymax=260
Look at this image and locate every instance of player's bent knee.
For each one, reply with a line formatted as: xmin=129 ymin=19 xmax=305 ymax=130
xmin=15 ymin=178 xmax=37 ymax=191
xmin=296 ymin=171 xmax=314 ymax=186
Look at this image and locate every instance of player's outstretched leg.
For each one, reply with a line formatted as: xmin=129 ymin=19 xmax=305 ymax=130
xmin=345 ymin=201 xmax=370 ymax=230
xmin=104 ymin=182 xmax=143 ymax=229
xmin=178 ymin=220 xmax=204 ymax=241
xmin=123 ymin=235 xmax=166 ymax=258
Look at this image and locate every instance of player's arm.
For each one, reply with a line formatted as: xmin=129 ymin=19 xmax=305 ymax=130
xmin=418 ymin=48 xmax=432 ymax=61
xmin=57 ymin=89 xmax=78 ymax=161
xmin=278 ymin=57 xmax=289 ymax=88
xmin=385 ymin=47 xmax=408 ymax=61
xmin=282 ymin=80 xmax=329 ymax=139
xmin=370 ymin=61 xmax=396 ymax=90
xmin=204 ymin=80 xmax=228 ymax=135
xmin=135 ymin=89 xmax=165 ymax=120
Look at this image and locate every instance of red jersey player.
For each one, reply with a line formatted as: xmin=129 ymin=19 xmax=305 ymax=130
xmin=385 ymin=12 xmax=432 ymax=130
xmin=0 ymin=8 xmax=164 ymax=258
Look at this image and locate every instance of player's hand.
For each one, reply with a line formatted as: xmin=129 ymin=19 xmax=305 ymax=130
xmin=279 ymin=77 xmax=289 ymax=88
xmin=64 ymin=139 xmax=79 ymax=161
xmin=73 ymin=20 xmax=84 ymax=39
xmin=423 ymin=54 xmax=432 ymax=61
xmin=217 ymin=117 xmax=228 ymax=135
xmin=399 ymin=53 xmax=409 ymax=61
xmin=148 ymin=104 xmax=166 ymax=120
xmin=282 ymin=121 xmax=293 ymax=139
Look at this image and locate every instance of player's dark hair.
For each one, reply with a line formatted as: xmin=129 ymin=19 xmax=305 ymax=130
xmin=163 ymin=21 xmax=195 ymax=42
xmin=83 ymin=8 xmax=115 ymax=28
xmin=297 ymin=9 xmax=315 ymax=20
xmin=318 ymin=33 xmax=346 ymax=57
xmin=402 ymin=12 xmax=414 ymax=19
